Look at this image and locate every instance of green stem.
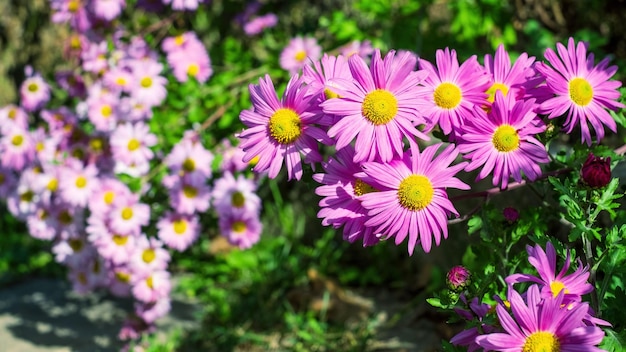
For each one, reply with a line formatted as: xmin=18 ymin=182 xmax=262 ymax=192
xmin=582 ymin=190 xmax=600 ymax=315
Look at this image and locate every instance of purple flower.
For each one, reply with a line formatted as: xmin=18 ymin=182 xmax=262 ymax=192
xmin=243 ymin=13 xmax=278 ymax=36
xmin=218 ymin=211 xmax=262 ymax=249
xmin=211 ymin=172 xmax=261 ymax=217
xmin=20 ymin=72 xmax=50 ymax=112
xmin=238 ymin=74 xmax=331 ymax=180
xmin=90 ymin=0 xmax=126 ymax=21
xmin=156 ymin=212 xmax=200 ymax=251
xmin=476 ymin=285 xmax=604 ymax=351
xmin=321 ymin=49 xmax=430 ymax=163
xmin=536 ymin=37 xmax=625 ymax=145
xmin=279 ymin=36 xmax=322 ymax=75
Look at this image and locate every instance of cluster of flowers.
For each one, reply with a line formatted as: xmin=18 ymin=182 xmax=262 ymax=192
xmin=238 ymin=37 xmax=624 ymax=255
xmin=50 ymin=0 xmax=207 ymax=31
xmin=450 ymin=242 xmax=607 ymax=351
xmin=0 ymin=0 xmax=269 ymax=341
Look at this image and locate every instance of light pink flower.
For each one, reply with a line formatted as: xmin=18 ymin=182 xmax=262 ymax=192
xmin=279 ymin=36 xmax=322 ymax=75
xmin=156 ymin=212 xmax=200 ymax=251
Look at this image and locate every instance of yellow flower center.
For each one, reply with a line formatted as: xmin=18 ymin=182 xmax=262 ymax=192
xmin=58 ymin=210 xmax=73 ymax=225
xmin=103 ymin=191 xmax=115 ymax=205
xmin=353 ymin=179 xmax=377 ymax=196
xmin=27 ymin=83 xmax=39 ymax=92
xmin=173 ymin=219 xmax=187 ymax=234
xmin=112 ymin=234 xmax=128 ymax=245
xmin=36 ymin=142 xmax=44 ymax=152
xmin=115 ymin=77 xmax=127 ymax=86
xmin=486 ymin=82 xmax=510 ymax=103
xmin=69 ymin=239 xmax=83 ymax=252
xmin=140 ymin=77 xmax=152 ymax=88
xmin=8 ymin=108 xmax=17 ymax=119
xmin=550 ymin=280 xmax=570 ymax=298
xmin=183 ymin=185 xmax=198 ymax=198
xmin=232 ymin=220 xmax=246 ymax=233
xmin=75 ymin=176 xmax=87 ymax=189
xmin=47 ymin=178 xmax=58 ymax=191
xmin=294 ymin=50 xmax=307 ymax=62
xmin=90 ymin=138 xmax=104 ymax=152
xmin=142 ymin=249 xmax=156 ymax=263
xmin=569 ymin=77 xmax=593 ymax=106
xmin=121 ymin=207 xmax=133 ymax=220
xmin=68 ymin=0 xmax=80 ymax=12
xmin=20 ymin=190 xmax=34 ymax=202
xmin=434 ymin=82 xmax=462 ymax=109
xmin=127 ymin=138 xmax=141 ymax=151
xmin=12 ymin=135 xmax=24 ymax=146
xmin=182 ymin=158 xmax=195 ymax=172
xmin=397 ymin=175 xmax=434 ymax=211
xmin=146 ymin=276 xmax=154 ymax=289
xmin=72 ymin=148 xmax=84 ymax=159
xmin=249 ymin=155 xmax=260 ymax=166
xmin=522 ymin=331 xmax=560 ymax=352
xmin=116 ymin=272 xmax=130 ymax=283
xmin=174 ymin=35 xmax=185 ymax=46
xmin=269 ymin=108 xmax=301 ymax=144
xmin=362 ymin=89 xmax=398 ymax=125
xmin=78 ymin=273 xmax=87 ymax=285
xmin=324 ymin=88 xmax=340 ymax=100
xmin=101 ymin=105 xmax=112 ymax=117
xmin=492 ymin=124 xmax=520 ymax=152
xmin=231 ymin=191 xmax=245 ymax=207
xmin=187 ymin=63 xmax=199 ymax=77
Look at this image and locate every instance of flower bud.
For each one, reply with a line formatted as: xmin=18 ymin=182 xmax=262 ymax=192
xmin=581 ymin=153 xmax=611 ymax=188
xmin=447 ymin=265 xmax=471 ymax=292
xmin=503 ymin=207 xmax=519 ymax=223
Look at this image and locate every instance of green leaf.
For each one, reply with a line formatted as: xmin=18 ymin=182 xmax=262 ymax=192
xmin=467 ymin=215 xmax=482 ymax=235
xmin=600 ymin=328 xmax=626 ymax=351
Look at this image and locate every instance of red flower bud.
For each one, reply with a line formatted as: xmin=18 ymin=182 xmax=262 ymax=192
xmin=447 ymin=265 xmax=471 ymax=292
xmin=581 ymin=153 xmax=611 ymax=188
xmin=503 ymin=207 xmax=519 ymax=223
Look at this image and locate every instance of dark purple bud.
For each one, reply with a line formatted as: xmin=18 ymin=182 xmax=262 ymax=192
xmin=447 ymin=265 xmax=471 ymax=292
xmin=581 ymin=153 xmax=611 ymax=188
xmin=503 ymin=207 xmax=519 ymax=223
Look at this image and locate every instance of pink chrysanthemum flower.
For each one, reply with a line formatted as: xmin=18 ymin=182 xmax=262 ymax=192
xmin=91 ymin=0 xmax=126 ymax=21
xmin=58 ymin=163 xmax=100 ymax=208
xmin=81 ymin=41 xmax=109 ymax=74
xmin=536 ymin=37 xmax=624 ymax=145
xmin=506 ymin=241 xmax=594 ymax=303
xmin=110 ymin=122 xmax=157 ymax=165
xmin=243 ymin=13 xmax=278 ymax=36
xmin=166 ymin=38 xmax=213 ymax=83
xmin=156 ymin=212 xmax=200 ymax=251
xmin=279 ymin=36 xmax=322 ymax=75
xmin=418 ymin=48 xmax=491 ymax=135
xmin=457 ymin=91 xmax=550 ymax=189
xmin=321 ymin=50 xmax=430 ymax=163
xmin=103 ymin=67 xmax=134 ymax=93
xmin=0 ymin=105 xmax=29 ymax=132
xmin=483 ymin=44 xmax=539 ymax=104
xmin=109 ymin=196 xmax=151 ymax=235
xmin=1 ymin=125 xmax=36 ymax=171
xmin=162 ymin=0 xmax=206 ymax=11
xmin=211 ymin=172 xmax=261 ymax=217
xmin=339 ymin=40 xmax=375 ymax=59
xmin=165 ymin=137 xmax=214 ymax=179
xmin=129 ymin=59 xmax=167 ymax=107
xmin=218 ymin=211 xmax=262 ymax=249
xmin=6 ymin=169 xmax=42 ymax=219
xmin=50 ymin=0 xmax=92 ymax=32
xmin=166 ymin=173 xmax=212 ymax=215
xmin=132 ymin=269 xmax=171 ymax=303
xmin=359 ymin=143 xmax=469 ymax=255
xmin=108 ymin=265 xmax=133 ymax=297
xmin=130 ymin=235 xmax=171 ymax=276
xmin=238 ymin=74 xmax=331 ymax=180
xmin=313 ymin=146 xmax=381 ymax=246
xmin=89 ymin=177 xmax=133 ymax=217
xmin=161 ymin=32 xmax=201 ymax=53
xmin=476 ymin=285 xmax=604 ymax=351
xmin=302 ymin=54 xmax=351 ymax=128
xmin=27 ymin=207 xmax=58 ymax=241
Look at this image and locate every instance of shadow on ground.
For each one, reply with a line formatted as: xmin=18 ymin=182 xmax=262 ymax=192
xmin=0 ymin=278 xmax=199 ymax=352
